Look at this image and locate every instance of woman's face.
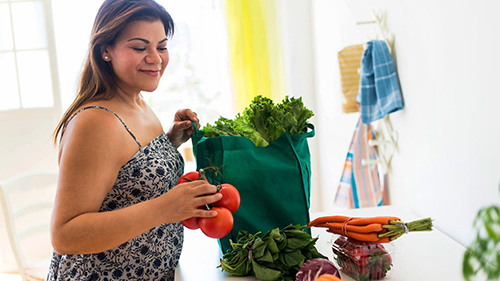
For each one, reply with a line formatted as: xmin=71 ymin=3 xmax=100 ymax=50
xmin=104 ymin=20 xmax=169 ymax=94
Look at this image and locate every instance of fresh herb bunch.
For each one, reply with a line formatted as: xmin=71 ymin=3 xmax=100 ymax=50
xmin=463 ymin=194 xmax=500 ymax=280
xmin=202 ymin=95 xmax=314 ymax=147
xmin=219 ymin=224 xmax=327 ymax=281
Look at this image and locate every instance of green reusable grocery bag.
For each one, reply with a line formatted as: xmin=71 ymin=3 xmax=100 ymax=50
xmin=191 ymin=123 xmax=315 ymax=254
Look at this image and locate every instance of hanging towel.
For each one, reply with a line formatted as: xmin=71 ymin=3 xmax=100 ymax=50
xmin=334 ymin=139 xmax=355 ymax=208
xmin=357 ymin=40 xmax=403 ymax=124
xmin=338 ymin=44 xmax=364 ymax=113
xmin=334 ymin=117 xmax=387 ymax=208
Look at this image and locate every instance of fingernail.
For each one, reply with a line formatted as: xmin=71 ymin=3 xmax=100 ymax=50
xmin=217 ymin=193 xmax=223 ymax=199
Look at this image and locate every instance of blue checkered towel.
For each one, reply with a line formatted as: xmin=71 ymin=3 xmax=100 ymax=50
xmin=357 ymin=40 xmax=403 ymax=124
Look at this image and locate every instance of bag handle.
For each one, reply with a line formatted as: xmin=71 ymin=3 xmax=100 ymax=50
xmin=191 ymin=120 xmax=199 ymax=133
xmin=305 ymin=123 xmax=315 ymax=138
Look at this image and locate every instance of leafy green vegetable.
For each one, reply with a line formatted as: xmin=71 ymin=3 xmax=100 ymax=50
xmin=218 ymin=230 xmax=260 ymax=276
xmin=463 ymin=188 xmax=500 ymax=281
xmin=219 ymin=224 xmax=328 ymax=281
xmin=202 ymin=95 xmax=314 ymax=146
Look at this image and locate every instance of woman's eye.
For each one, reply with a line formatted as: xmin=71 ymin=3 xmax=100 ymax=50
xmin=132 ymin=47 xmax=146 ymax=51
xmin=158 ymin=47 xmax=168 ymax=52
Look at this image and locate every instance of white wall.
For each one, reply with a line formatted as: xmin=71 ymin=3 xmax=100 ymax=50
xmin=276 ymin=0 xmax=323 ymax=212
xmin=310 ymin=0 xmax=500 ymax=247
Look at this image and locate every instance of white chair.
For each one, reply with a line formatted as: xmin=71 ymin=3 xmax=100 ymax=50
xmin=0 ymin=170 xmax=58 ymax=281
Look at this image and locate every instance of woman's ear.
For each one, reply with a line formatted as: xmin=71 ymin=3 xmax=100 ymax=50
xmin=101 ymin=47 xmax=111 ymax=62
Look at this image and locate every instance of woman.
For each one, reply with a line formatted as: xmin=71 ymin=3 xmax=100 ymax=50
xmin=48 ymin=0 xmax=221 ymax=280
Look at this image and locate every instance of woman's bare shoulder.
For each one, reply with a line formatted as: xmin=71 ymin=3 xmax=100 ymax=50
xmin=58 ymin=105 xmax=136 ymax=166
xmin=63 ymin=106 xmax=122 ymax=141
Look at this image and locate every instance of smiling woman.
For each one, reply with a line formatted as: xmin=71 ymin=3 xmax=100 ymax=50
xmin=0 ymin=0 xmax=232 ymax=274
xmin=47 ymin=1 xmax=223 ymax=280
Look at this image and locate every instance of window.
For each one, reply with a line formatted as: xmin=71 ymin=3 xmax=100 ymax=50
xmin=0 ymin=0 xmax=59 ymax=112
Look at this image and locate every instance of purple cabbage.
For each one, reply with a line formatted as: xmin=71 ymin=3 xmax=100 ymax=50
xmin=296 ymin=258 xmax=341 ymax=281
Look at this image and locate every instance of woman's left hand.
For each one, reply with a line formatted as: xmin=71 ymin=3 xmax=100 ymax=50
xmin=166 ymin=109 xmax=200 ymax=148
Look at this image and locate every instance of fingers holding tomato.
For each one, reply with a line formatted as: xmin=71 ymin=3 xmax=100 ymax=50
xmin=213 ymin=184 xmax=240 ymax=213
xmin=177 ymin=170 xmax=240 ymax=239
xmin=181 ymin=205 xmax=210 ymax=230
xmin=198 ymin=207 xmax=234 ymax=238
xmin=169 ymin=178 xmax=217 ymax=226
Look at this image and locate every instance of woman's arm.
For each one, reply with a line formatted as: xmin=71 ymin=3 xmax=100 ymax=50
xmin=50 ymin=110 xmax=219 ymax=255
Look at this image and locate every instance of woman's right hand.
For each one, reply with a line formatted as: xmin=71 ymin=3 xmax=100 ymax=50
xmin=157 ymin=180 xmax=222 ymax=224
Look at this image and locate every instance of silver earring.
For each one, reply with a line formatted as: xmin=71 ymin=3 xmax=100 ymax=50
xmin=104 ymin=55 xmax=110 ymax=61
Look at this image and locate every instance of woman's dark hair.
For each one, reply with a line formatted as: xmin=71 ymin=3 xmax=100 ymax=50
xmin=53 ymin=0 xmax=174 ymax=144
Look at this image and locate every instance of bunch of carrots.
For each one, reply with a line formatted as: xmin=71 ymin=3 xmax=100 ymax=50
xmin=308 ymin=215 xmax=433 ymax=243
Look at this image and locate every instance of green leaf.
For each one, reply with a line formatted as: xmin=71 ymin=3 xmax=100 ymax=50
xmin=484 ymin=223 xmax=499 ymax=240
xmin=219 ymin=249 xmax=252 ymax=276
xmin=266 ymin=236 xmax=280 ymax=254
xmin=252 ymin=260 xmax=282 ymax=281
xmin=283 ymin=250 xmax=304 ymax=267
xmin=284 ymin=229 xmax=311 ymax=239
xmin=464 ymin=204 xmax=500 ymax=280
xmin=278 ymin=235 xmax=287 ymax=250
xmin=286 ymin=237 xmax=310 ymax=250
xmin=253 ymin=237 xmax=267 ymax=259
xmin=259 ymin=250 xmax=274 ymax=263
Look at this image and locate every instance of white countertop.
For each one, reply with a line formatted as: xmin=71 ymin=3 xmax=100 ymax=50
xmin=174 ymin=205 xmax=467 ymax=281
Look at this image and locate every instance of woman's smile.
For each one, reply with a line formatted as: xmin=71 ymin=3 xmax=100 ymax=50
xmin=140 ymin=69 xmax=161 ymax=77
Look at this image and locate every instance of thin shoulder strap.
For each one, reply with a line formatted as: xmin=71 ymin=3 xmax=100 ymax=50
xmin=62 ymin=106 xmax=142 ymax=150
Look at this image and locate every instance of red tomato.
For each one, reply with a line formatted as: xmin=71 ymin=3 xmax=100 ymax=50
xmin=182 ymin=217 xmax=200 ymax=230
xmin=213 ymin=184 xmax=240 ymax=213
xmin=177 ymin=171 xmax=203 ymax=184
xmin=181 ymin=205 xmax=207 ymax=229
xmin=198 ymin=207 xmax=234 ymax=238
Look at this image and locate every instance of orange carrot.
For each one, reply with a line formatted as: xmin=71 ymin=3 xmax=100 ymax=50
xmin=314 ymin=274 xmax=343 ymax=281
xmin=344 ymin=216 xmax=401 ymax=226
xmin=308 ymin=215 xmax=352 ymax=227
xmin=309 ymin=215 xmax=401 ymax=228
xmin=378 ymin=237 xmax=391 ymax=243
xmin=326 ymin=228 xmax=380 ymax=242
xmin=326 ymin=229 xmax=391 ymax=243
xmin=324 ymin=222 xmax=384 ymax=233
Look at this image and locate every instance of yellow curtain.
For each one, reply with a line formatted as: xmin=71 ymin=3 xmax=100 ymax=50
xmin=225 ymin=0 xmax=285 ymax=112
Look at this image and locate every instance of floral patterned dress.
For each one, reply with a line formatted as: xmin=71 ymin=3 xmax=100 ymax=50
xmin=47 ymin=106 xmax=184 ymax=281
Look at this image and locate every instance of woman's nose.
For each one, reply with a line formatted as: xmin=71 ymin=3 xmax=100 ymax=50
xmin=145 ymin=51 xmax=162 ymax=64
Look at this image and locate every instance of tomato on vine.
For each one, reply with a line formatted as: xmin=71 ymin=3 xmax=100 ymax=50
xmin=198 ymin=207 xmax=234 ymax=238
xmin=214 ymin=184 xmax=240 ymax=213
xmin=177 ymin=171 xmax=205 ymax=184
xmin=182 ymin=217 xmax=200 ymax=230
